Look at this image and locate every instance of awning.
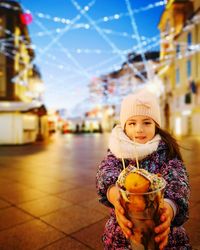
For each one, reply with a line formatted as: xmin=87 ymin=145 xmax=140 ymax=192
xmin=0 ymin=101 xmax=42 ymax=112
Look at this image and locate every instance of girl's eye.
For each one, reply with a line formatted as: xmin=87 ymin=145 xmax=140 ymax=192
xmin=129 ymin=122 xmax=136 ymax=126
xmin=144 ymin=122 xmax=151 ymax=125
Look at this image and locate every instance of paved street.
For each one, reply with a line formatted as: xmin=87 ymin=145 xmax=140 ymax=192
xmin=0 ymin=133 xmax=199 ymax=250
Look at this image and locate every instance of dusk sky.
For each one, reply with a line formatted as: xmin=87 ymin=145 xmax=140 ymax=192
xmin=17 ymin=0 xmax=165 ymax=116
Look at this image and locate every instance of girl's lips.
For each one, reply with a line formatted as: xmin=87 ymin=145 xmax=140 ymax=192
xmin=135 ymin=136 xmax=146 ymax=140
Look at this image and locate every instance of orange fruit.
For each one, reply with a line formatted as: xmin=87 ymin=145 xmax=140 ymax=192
xmin=125 ymin=172 xmax=150 ymax=193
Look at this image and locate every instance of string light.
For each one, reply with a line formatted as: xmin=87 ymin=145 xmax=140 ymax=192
xmin=71 ymin=0 xmax=148 ymax=82
xmin=10 ymin=0 xmax=97 ymax=84
xmin=125 ymin=0 xmax=150 ymax=79
xmin=0 ymin=0 xmax=199 ymax=111
xmin=1 ymin=2 xmax=192 ymax=57
xmin=1 ymin=23 xmax=199 ymax=86
xmin=0 ymin=1 xmax=166 ymax=27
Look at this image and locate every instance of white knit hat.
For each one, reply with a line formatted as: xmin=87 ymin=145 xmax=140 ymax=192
xmin=120 ymin=89 xmax=161 ymax=129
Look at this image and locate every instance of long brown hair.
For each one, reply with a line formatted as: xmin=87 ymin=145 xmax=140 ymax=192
xmin=156 ymin=126 xmax=183 ymax=161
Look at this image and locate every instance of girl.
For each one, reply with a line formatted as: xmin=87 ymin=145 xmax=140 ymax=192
xmin=96 ymin=89 xmax=191 ymax=249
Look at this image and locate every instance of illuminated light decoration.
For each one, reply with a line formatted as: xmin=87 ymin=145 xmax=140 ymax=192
xmin=125 ymin=0 xmax=149 ymax=79
xmin=104 ymin=29 xmax=111 ymax=34
xmin=71 ymin=0 xmax=147 ymax=83
xmin=61 ymin=18 xmax=66 ymax=23
xmin=11 ymin=0 xmax=96 ymax=86
xmin=84 ymin=24 xmax=90 ymax=29
xmin=0 ymin=0 xmax=169 ymax=56
xmin=0 ymin=0 xmax=167 ymax=29
xmin=53 ymin=17 xmax=60 ymax=22
xmin=2 ymin=1 xmax=200 ymax=110
xmin=18 ymin=34 xmax=199 ymax=86
xmin=65 ymin=19 xmax=71 ymax=24
xmin=1 ymin=10 xmax=179 ymax=47
xmin=20 ymin=12 xmax=33 ymax=25
xmin=114 ymin=14 xmax=120 ymax=19
xmin=37 ymin=13 xmax=44 ymax=18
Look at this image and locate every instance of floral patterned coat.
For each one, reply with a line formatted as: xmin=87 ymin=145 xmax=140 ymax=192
xmin=96 ymin=140 xmax=191 ymax=249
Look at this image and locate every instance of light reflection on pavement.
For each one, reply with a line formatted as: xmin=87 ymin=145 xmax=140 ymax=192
xmin=0 ymin=133 xmax=199 ymax=249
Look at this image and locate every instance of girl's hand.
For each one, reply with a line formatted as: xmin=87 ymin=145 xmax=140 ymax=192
xmin=154 ymin=201 xmax=174 ymax=249
xmin=107 ymin=185 xmax=133 ymax=238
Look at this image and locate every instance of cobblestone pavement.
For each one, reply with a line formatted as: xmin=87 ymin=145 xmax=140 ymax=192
xmin=0 ymin=133 xmax=199 ymax=250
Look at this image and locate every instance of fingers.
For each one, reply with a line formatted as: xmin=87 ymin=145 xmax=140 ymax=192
xmin=155 ymin=208 xmax=170 ymax=234
xmin=160 ymin=206 xmax=169 ymax=220
xmin=160 ymin=212 xmax=167 ymax=222
xmin=119 ymin=213 xmax=132 ymax=229
xmin=159 ymin=237 xmax=168 ymax=250
xmin=115 ymin=200 xmax=133 ymax=239
xmin=115 ymin=199 xmax=132 ymax=227
xmin=155 ymin=226 xmax=170 ymax=242
xmin=123 ymin=227 xmax=132 ymax=239
xmin=154 ymin=206 xmax=171 ymax=249
xmin=115 ymin=199 xmax=124 ymax=214
xmin=115 ymin=208 xmax=132 ymax=229
xmin=155 ymin=213 xmax=170 ymax=249
xmin=156 ymin=232 xmax=169 ymax=250
xmin=155 ymin=218 xmax=168 ymax=234
xmin=116 ymin=212 xmax=132 ymax=238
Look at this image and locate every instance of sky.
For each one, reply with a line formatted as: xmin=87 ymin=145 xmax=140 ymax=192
xmin=16 ymin=0 xmax=165 ymax=116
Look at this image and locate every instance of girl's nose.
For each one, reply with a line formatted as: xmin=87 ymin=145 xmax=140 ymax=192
xmin=136 ymin=124 xmax=143 ymax=132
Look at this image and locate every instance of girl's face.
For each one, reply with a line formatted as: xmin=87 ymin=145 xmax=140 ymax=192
xmin=124 ymin=115 xmax=156 ymax=144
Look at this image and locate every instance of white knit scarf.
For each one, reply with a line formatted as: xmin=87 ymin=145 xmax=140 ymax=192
xmin=109 ymin=125 xmax=161 ymax=160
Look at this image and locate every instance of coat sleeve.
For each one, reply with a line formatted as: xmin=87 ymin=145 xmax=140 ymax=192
xmin=96 ymin=150 xmax=122 ymax=208
xmin=161 ymin=159 xmax=190 ymax=227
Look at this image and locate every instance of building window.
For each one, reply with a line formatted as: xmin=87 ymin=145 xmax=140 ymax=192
xmin=15 ymin=27 xmax=20 ymax=48
xmin=176 ymin=44 xmax=180 ymax=57
xmin=0 ymin=15 xmax=5 ymax=37
xmin=187 ymin=60 xmax=191 ymax=78
xmin=0 ymin=67 xmax=6 ymax=97
xmin=187 ymin=32 xmax=192 ymax=50
xmin=176 ymin=68 xmax=180 ymax=85
xmin=165 ymin=19 xmax=170 ymax=34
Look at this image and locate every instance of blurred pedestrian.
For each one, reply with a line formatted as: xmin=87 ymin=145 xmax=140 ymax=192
xmin=96 ymin=89 xmax=191 ymax=249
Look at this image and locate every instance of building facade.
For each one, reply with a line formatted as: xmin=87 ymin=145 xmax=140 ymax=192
xmin=0 ymin=1 xmax=46 ymax=144
xmin=158 ymin=0 xmax=200 ymax=136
